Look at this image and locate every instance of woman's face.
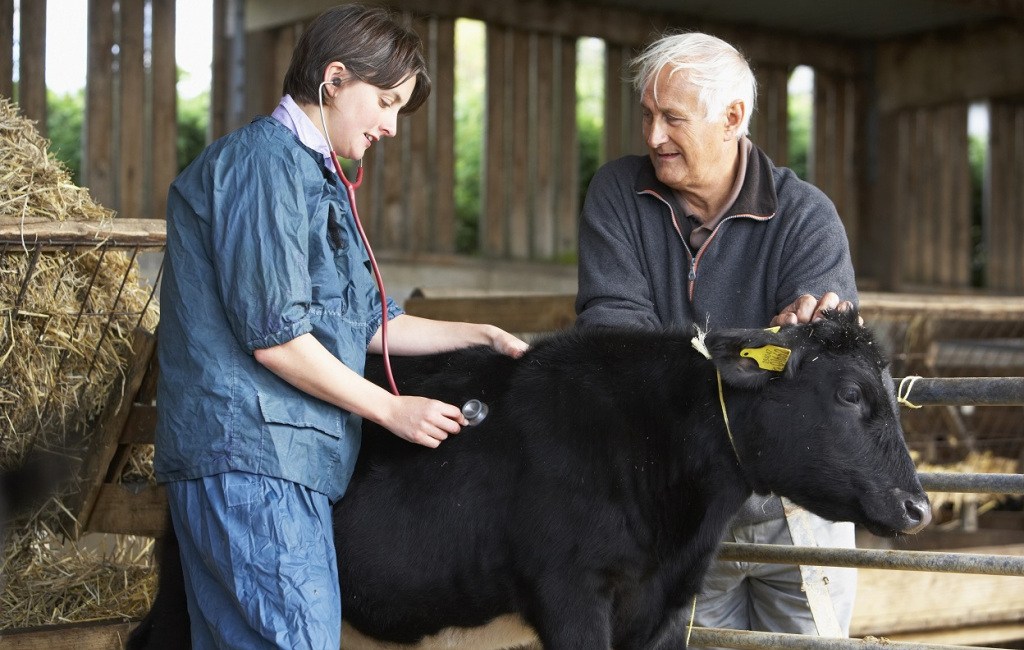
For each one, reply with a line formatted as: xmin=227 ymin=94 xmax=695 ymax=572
xmin=325 ymin=74 xmax=418 ymax=160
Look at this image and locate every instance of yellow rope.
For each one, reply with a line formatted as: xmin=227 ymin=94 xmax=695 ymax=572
xmin=897 ymin=375 xmax=924 ymax=409
xmin=716 ymin=369 xmax=740 ymax=462
xmin=686 ymin=595 xmax=697 ymax=646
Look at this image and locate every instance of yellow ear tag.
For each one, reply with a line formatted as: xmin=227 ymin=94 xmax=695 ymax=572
xmin=740 ymin=345 xmax=791 ymax=371
xmin=764 ymin=326 xmax=781 ymax=333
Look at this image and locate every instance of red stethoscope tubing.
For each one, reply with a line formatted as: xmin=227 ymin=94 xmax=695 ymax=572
xmin=330 ymin=151 xmax=400 ymax=396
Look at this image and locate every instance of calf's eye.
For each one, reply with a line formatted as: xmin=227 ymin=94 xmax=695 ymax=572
xmin=838 ymin=385 xmax=862 ymax=405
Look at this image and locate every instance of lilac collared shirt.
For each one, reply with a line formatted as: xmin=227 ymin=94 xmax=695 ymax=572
xmin=271 ymin=94 xmax=337 ymax=173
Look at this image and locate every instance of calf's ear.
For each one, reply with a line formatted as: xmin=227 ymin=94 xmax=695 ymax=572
xmin=704 ymin=328 xmax=791 ymax=390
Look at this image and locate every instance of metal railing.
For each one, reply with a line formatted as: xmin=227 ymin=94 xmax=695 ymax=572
xmin=704 ymin=375 xmax=1024 ymax=650
xmin=688 ymin=628 xmax=1016 ymax=650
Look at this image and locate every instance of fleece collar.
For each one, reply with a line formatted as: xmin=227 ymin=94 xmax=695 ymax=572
xmin=634 ymin=139 xmax=779 ymax=220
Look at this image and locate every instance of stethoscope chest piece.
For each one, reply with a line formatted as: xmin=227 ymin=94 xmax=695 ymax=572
xmin=461 ymin=399 xmax=489 ymax=426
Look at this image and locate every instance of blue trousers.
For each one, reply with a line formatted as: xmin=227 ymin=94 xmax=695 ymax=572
xmin=166 ymin=471 xmax=341 ymax=650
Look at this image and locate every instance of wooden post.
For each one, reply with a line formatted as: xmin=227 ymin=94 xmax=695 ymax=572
xmin=85 ymin=0 xmax=116 ymax=208
xmin=118 ymin=0 xmax=145 ymax=219
xmin=150 ymin=0 xmax=178 ymax=221
xmin=210 ymin=0 xmax=229 ymax=139
xmin=532 ymin=32 xmax=555 ymax=259
xmin=508 ymin=28 xmax=531 ymax=259
xmin=66 ymin=327 xmax=157 ymax=538
xmin=433 ymin=16 xmax=456 ymax=254
xmin=483 ymin=23 xmax=509 ymax=256
xmin=0 ymin=0 xmax=11 ymax=98
xmin=555 ymin=35 xmax=578 ymax=258
xmin=751 ymin=64 xmax=790 ymax=168
xmin=17 ymin=0 xmax=46 ymax=135
xmin=988 ymin=101 xmax=1024 ymax=293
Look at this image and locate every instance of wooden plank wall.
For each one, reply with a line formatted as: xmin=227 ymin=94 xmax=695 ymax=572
xmin=220 ymin=13 xmax=583 ymax=260
xmin=18 ymin=0 xmax=46 ymax=135
xmin=0 ymin=0 xmax=11 ymax=99
xmin=750 ymin=64 xmax=790 ymax=168
xmin=603 ymin=42 xmax=644 ymax=162
xmin=813 ymin=70 xmax=859 ymax=260
xmin=483 ymin=24 xmax=578 ymax=260
xmin=988 ymin=100 xmax=1024 ymax=293
xmin=887 ymin=104 xmax=972 ymax=290
xmin=361 ymin=14 xmax=458 ymax=254
xmin=83 ymin=0 xmax=178 ymax=220
xmin=0 ymin=0 xmax=47 ymax=130
xmin=234 ymin=12 xmax=458 ymax=256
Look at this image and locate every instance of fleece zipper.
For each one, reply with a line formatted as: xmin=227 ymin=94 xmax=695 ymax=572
xmin=638 ymin=189 xmax=774 ymax=301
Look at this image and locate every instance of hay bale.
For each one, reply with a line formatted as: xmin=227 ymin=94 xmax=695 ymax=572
xmin=0 ymin=97 xmax=159 ymax=628
xmin=0 ymin=97 xmax=159 ymax=458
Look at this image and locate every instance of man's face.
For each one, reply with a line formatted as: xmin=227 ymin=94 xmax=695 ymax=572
xmin=640 ymin=65 xmax=737 ymax=197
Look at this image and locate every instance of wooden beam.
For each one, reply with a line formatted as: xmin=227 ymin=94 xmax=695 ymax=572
xmin=482 ymin=23 xmax=509 ymax=256
xmin=433 ymin=16 xmax=456 ymax=254
xmin=750 ymin=64 xmax=790 ymax=168
xmin=118 ymin=404 xmax=157 ymax=445
xmin=402 ymin=290 xmax=1024 ymax=333
xmin=246 ymin=0 xmax=861 ymax=74
xmin=858 ymin=290 xmax=1024 ymax=321
xmin=532 ymin=32 xmax=555 ymax=259
xmin=0 ymin=0 xmax=11 ymax=98
xmin=508 ymin=28 xmax=530 ymax=259
xmin=150 ymin=0 xmax=178 ymax=221
xmin=17 ymin=0 xmax=46 ymax=135
xmin=85 ymin=0 xmax=116 ymax=207
xmin=118 ymin=0 xmax=146 ymax=219
xmin=66 ymin=327 xmax=157 ymax=537
xmin=555 ymin=35 xmax=578 ymax=258
xmin=852 ymin=544 xmax=1024 ymax=637
xmin=876 ymin=21 xmax=1024 ymax=112
xmin=210 ymin=0 xmax=229 ymax=138
xmin=408 ymin=16 xmax=432 ymax=253
xmin=987 ymin=100 xmax=1024 ymax=293
xmin=813 ymin=70 xmax=859 ymax=260
xmin=0 ymin=216 xmax=167 ymax=248
xmin=404 ymin=292 xmax=576 ymax=332
xmin=0 ymin=619 xmax=139 ymax=650
xmin=86 ymin=482 xmax=167 ymax=537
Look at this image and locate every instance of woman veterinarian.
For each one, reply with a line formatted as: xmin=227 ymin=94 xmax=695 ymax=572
xmin=154 ymin=5 xmax=528 ymax=648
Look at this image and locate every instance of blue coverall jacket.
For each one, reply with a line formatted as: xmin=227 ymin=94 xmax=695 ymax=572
xmin=155 ymin=116 xmax=401 ymax=502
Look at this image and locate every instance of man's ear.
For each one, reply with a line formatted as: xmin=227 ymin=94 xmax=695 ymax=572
xmin=722 ymin=100 xmax=745 ymax=140
xmin=705 ymin=326 xmax=792 ymax=389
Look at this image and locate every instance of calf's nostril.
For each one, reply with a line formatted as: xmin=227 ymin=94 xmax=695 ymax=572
xmin=904 ymin=497 xmax=932 ymax=531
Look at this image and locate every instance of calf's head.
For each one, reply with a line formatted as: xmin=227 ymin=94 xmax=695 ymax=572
xmin=705 ymin=309 xmax=930 ymax=537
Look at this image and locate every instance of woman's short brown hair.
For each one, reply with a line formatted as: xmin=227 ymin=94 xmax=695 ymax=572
xmin=283 ymin=4 xmax=431 ymax=114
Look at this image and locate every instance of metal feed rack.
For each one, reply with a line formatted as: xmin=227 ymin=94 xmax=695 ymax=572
xmin=0 ymin=216 xmax=165 ymax=536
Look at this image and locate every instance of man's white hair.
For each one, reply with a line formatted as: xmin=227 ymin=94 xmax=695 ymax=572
xmin=631 ymin=32 xmax=757 ymax=138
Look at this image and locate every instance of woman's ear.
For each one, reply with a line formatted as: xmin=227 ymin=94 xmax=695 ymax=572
xmin=323 ymin=61 xmax=348 ymax=90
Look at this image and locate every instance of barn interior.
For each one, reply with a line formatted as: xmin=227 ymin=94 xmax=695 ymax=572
xmin=1 ymin=0 xmax=1023 ymax=647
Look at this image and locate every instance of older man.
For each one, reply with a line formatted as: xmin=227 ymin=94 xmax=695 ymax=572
xmin=575 ymin=32 xmax=858 ymax=646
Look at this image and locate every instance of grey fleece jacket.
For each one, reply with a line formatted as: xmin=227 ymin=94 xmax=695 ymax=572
xmin=575 ymin=141 xmax=857 ymax=526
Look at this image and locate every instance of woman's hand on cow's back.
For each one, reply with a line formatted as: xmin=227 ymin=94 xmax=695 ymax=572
xmin=487 ymin=326 xmax=530 ymax=358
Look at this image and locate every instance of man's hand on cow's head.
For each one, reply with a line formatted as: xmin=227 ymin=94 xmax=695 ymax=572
xmin=770 ymin=292 xmax=860 ymax=327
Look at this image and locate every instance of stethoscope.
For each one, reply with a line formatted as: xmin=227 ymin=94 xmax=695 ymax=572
xmin=319 ymin=79 xmax=400 ymax=396
xmin=317 ymin=79 xmax=489 ymax=426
